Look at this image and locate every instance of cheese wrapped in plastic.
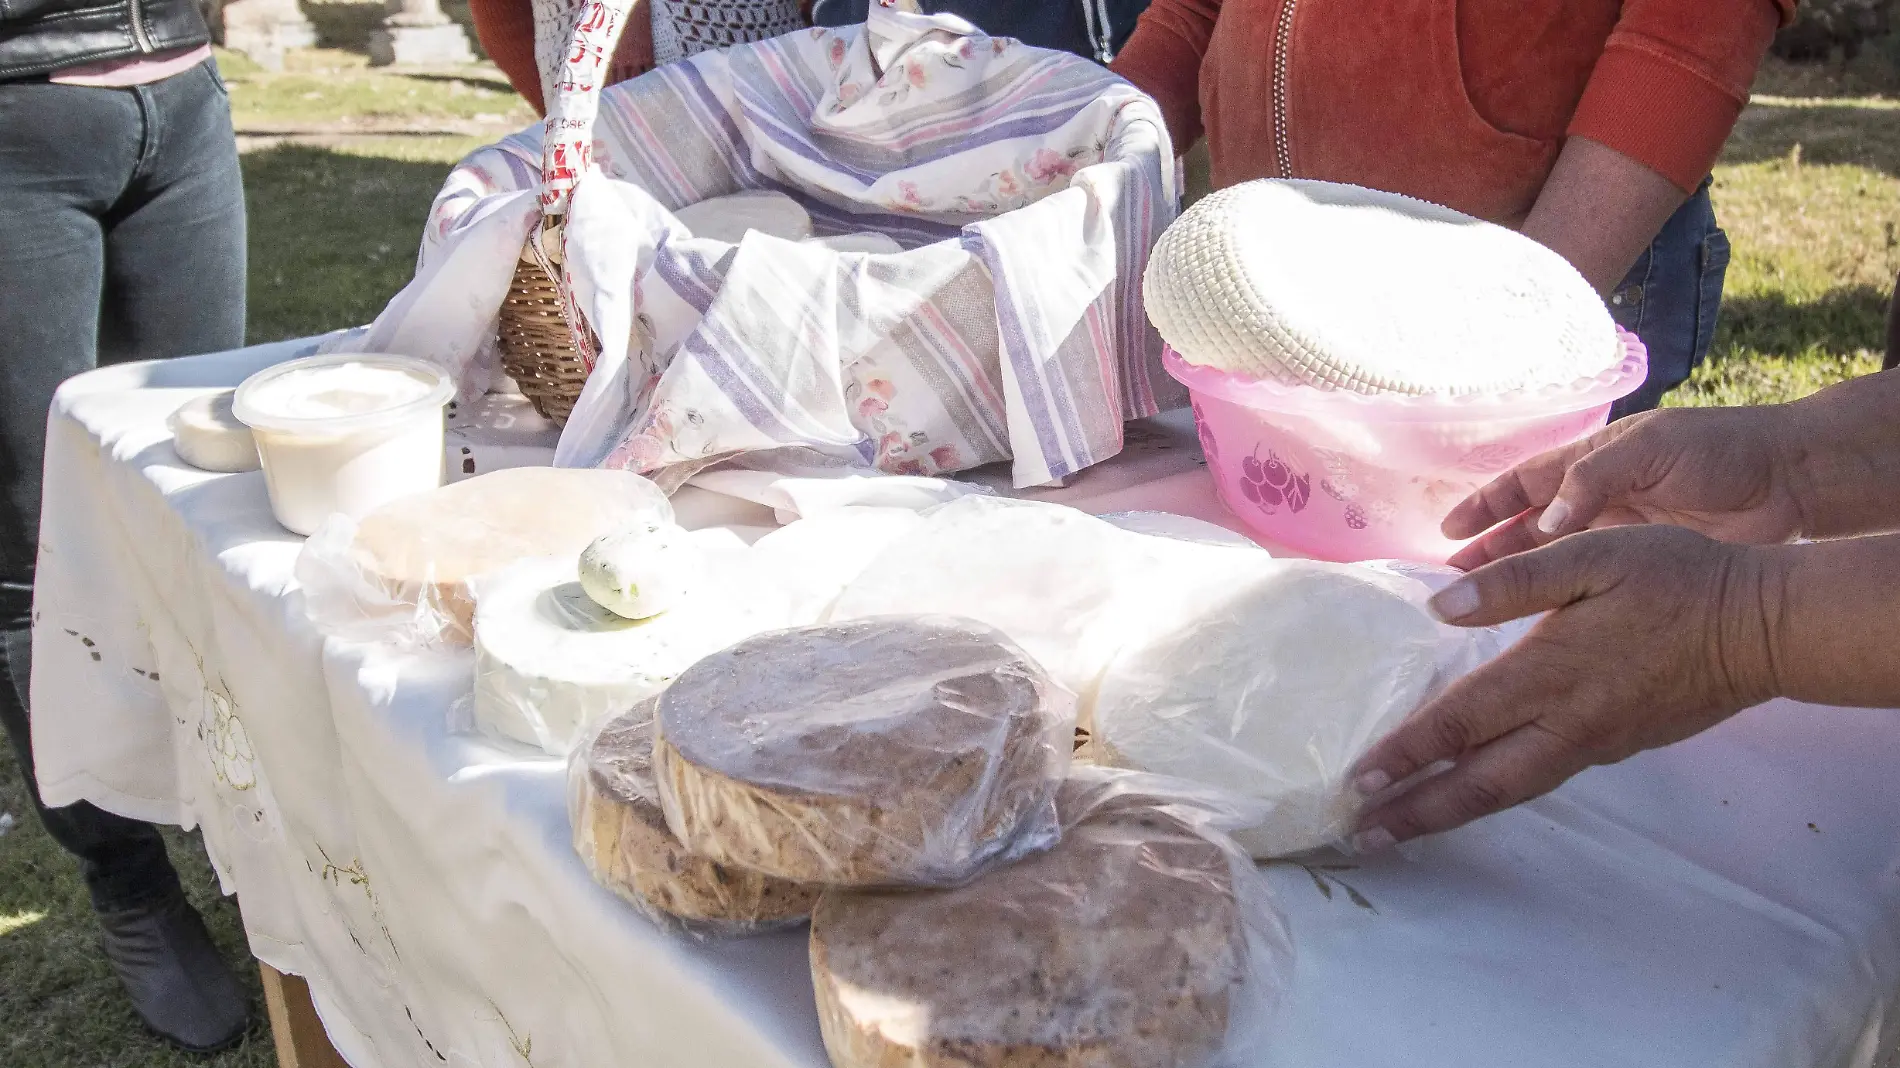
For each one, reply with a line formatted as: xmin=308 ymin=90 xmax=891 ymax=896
xmin=568 ymin=697 xmax=821 ymax=937
xmin=295 ymin=467 xmax=671 ymax=648
xmin=654 ymin=616 xmax=1074 ymax=887
xmin=831 ymin=497 xmax=1271 ymax=736
xmin=1092 ymin=558 xmax=1443 ymax=858
xmin=810 ymin=766 xmax=1294 ymax=1068
xmin=471 ymin=533 xmax=787 ymax=755
xmin=745 ymin=506 xmax=927 ymax=625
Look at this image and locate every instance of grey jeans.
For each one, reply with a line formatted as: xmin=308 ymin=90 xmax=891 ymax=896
xmin=0 ymin=58 xmax=245 ymax=910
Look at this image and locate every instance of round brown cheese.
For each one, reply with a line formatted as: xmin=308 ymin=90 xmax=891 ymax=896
xmin=654 ymin=616 xmax=1070 ymax=887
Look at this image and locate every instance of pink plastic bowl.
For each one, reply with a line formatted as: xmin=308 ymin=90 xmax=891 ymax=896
xmin=1164 ymin=330 xmax=1648 ymax=564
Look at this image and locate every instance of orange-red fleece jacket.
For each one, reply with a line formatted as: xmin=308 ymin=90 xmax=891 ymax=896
xmin=1111 ymin=0 xmax=1795 ymax=225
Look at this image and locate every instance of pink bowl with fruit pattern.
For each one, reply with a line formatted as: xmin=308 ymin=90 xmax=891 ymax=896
xmin=1163 ymin=330 xmax=1647 ymax=564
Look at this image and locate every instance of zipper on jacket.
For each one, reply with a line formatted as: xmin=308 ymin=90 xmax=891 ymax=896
xmin=129 ymin=0 xmax=155 ymax=53
xmin=1270 ymin=0 xmax=1297 ymax=178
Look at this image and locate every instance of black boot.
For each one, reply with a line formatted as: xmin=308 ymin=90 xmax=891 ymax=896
xmin=95 ymin=892 xmax=251 ymax=1053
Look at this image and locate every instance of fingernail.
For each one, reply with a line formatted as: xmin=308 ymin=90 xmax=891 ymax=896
xmin=1537 ymin=499 xmax=1572 ymax=535
xmin=1353 ymin=769 xmax=1391 ymax=797
xmin=1428 ymin=580 xmax=1480 ymax=623
xmin=1352 ymin=827 xmax=1397 ymax=854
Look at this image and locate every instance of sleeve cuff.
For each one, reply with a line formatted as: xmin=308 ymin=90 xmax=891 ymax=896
xmin=1567 ymin=38 xmax=1752 ymax=195
xmin=1109 ymin=20 xmax=1207 ymax=155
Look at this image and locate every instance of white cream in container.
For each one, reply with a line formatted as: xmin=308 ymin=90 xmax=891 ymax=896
xmin=233 ymin=354 xmax=455 ymax=536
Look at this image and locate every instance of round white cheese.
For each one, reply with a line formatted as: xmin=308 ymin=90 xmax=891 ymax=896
xmin=674 ymin=191 xmax=814 ymax=244
xmin=1092 ymin=560 xmax=1442 ymax=858
xmin=746 ymin=506 xmax=926 ymax=624
xmin=472 ymin=552 xmax=784 ymax=755
xmin=578 ymin=520 xmax=703 ymax=620
xmin=168 ymin=391 xmax=260 ymax=473
xmin=1144 ymin=179 xmax=1622 ymax=395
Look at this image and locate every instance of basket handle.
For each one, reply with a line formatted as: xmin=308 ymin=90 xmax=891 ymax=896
xmin=538 ymin=0 xmax=634 ymax=218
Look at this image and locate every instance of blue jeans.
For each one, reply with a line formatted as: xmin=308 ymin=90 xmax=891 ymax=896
xmin=0 ymin=59 xmax=246 ymax=911
xmin=1607 ymin=177 xmax=1731 ymax=419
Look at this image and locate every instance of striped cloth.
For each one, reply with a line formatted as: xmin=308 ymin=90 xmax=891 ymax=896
xmin=354 ymin=5 xmax=1181 ymax=490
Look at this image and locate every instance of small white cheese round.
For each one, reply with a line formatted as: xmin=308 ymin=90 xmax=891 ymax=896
xmin=168 ymin=391 xmax=260 ymax=473
xmin=578 ymin=521 xmax=703 ymax=620
xmin=473 ymin=554 xmax=784 ymax=754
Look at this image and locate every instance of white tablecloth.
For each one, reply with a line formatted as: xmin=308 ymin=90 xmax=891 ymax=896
xmin=28 ymin=339 xmax=1900 ymax=1068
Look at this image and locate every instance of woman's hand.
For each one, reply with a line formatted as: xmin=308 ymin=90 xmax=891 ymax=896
xmin=1444 ymin=404 xmax=1812 ymax=571
xmin=1349 ymin=525 xmax=1785 ymax=850
xmin=607 ymin=0 xmax=655 ymax=84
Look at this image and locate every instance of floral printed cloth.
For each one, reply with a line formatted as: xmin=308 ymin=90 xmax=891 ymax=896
xmin=347 ymin=4 xmax=1181 ymax=490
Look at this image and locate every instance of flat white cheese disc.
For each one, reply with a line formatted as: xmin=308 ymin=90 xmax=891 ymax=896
xmin=472 ymin=549 xmax=787 ymax=755
xmin=829 ymin=497 xmax=1146 ymax=707
xmin=674 ymin=191 xmax=814 ymax=244
xmin=169 ymin=391 xmax=260 ymax=472
xmin=746 ymin=506 xmax=927 ymax=625
xmin=1093 ymin=560 xmax=1442 ymax=858
xmin=1144 ymin=179 xmax=1622 ymax=395
xmin=804 ymin=231 xmax=903 ymax=255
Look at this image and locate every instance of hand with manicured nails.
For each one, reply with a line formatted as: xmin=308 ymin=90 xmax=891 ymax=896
xmin=1348 ymin=525 xmax=1784 ymax=851
xmin=1442 ymin=405 xmax=1812 ymax=572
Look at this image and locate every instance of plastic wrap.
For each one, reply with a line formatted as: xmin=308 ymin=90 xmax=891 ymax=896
xmin=653 ymin=616 xmax=1075 ymax=887
xmin=470 ymin=531 xmax=789 ymax=755
xmin=1092 ymin=558 xmax=1444 ymax=858
xmin=569 ymin=697 xmax=822 ymax=937
xmin=294 ymin=467 xmax=671 ymax=648
xmin=744 ymin=506 xmax=928 ymax=626
xmin=809 ymin=765 xmax=1294 ymax=1068
xmin=828 ymin=497 xmax=1158 ymax=716
xmin=831 ymin=497 xmax=1278 ymax=743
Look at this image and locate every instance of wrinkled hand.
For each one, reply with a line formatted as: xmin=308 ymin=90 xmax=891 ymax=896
xmin=1349 ymin=525 xmax=1784 ymax=849
xmin=1444 ymin=405 xmax=1811 ymax=571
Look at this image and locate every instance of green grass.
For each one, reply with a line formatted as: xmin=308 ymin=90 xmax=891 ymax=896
xmin=0 ymin=740 xmax=274 ymax=1067
xmin=4 ymin=38 xmax=1900 ymax=1068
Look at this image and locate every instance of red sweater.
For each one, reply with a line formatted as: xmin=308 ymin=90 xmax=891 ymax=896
xmin=1111 ymin=0 xmax=1793 ymax=225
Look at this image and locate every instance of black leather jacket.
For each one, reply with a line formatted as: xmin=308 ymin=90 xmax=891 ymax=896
xmin=0 ymin=0 xmax=211 ymax=81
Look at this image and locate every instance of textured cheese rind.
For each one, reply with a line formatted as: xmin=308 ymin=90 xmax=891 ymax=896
xmin=472 ymin=550 xmax=783 ymax=754
xmin=1144 ymin=179 xmax=1621 ymax=395
xmin=1093 ymin=561 xmax=1441 ymax=858
xmin=675 ymin=191 xmax=815 ymax=244
xmin=350 ymin=467 xmax=671 ymax=642
xmin=168 ymin=391 xmax=260 ymax=473
xmin=810 ymin=773 xmax=1285 ymax=1068
xmin=577 ymin=520 xmax=702 ymax=620
xmin=654 ymin=616 xmax=1072 ymax=887
xmin=568 ymin=700 xmax=820 ymax=935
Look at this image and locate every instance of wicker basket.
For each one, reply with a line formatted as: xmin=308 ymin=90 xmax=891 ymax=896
xmin=497 ymin=245 xmax=590 ymax=424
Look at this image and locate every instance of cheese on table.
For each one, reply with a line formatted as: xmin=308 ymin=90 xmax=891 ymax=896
xmin=577 ymin=520 xmax=702 ymax=621
xmin=809 ymin=770 xmax=1291 ymax=1068
xmin=1092 ymin=560 xmax=1442 ymax=858
xmin=745 ymin=506 xmax=927 ymax=625
xmin=1144 ymin=179 xmax=1622 ymax=395
xmin=654 ymin=616 xmax=1072 ymax=887
xmin=345 ymin=467 xmax=672 ymax=643
xmin=472 ymin=545 xmax=785 ymax=755
xmin=168 ymin=390 xmax=260 ymax=473
xmin=569 ymin=699 xmax=820 ymax=934
xmin=675 ymin=190 xmax=815 ymax=244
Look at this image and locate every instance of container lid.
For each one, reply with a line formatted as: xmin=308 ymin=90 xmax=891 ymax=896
xmin=1143 ymin=180 xmax=1624 ymax=397
xmin=233 ymin=353 xmax=454 ymax=435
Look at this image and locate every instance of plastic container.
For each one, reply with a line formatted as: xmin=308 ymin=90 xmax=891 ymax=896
xmin=233 ymin=354 xmax=455 ymax=536
xmin=1165 ymin=330 xmax=1647 ymax=564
